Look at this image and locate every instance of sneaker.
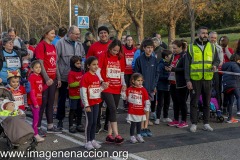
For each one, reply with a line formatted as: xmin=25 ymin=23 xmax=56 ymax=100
xmin=150 ymin=112 xmax=156 ymax=120
xmin=34 ymin=134 xmax=45 ymax=142
xmin=103 ymin=124 xmax=108 ymax=132
xmin=38 ymin=128 xmax=47 ymax=137
xmin=105 ymin=135 xmax=115 ymax=143
xmin=168 ymin=120 xmax=179 ymax=127
xmin=57 ymin=121 xmax=63 ymax=130
xmin=140 ymin=129 xmax=147 ymax=137
xmin=227 ymin=118 xmax=238 ymax=123
xmin=145 ymin=128 xmax=153 ymax=137
xmin=237 ymin=112 xmax=240 ymax=116
xmin=154 ymin=119 xmax=160 ymax=125
xmin=162 ymin=118 xmax=172 ymax=123
xmin=47 ymin=125 xmax=62 ymax=134
xmin=130 ymin=136 xmax=137 ymax=144
xmin=76 ymin=125 xmax=85 ymax=132
xmin=190 ymin=124 xmax=197 ymax=132
xmin=115 ymin=135 xmax=124 ymax=144
xmin=126 ymin=120 xmax=131 ymax=124
xmin=69 ymin=126 xmax=77 ymax=133
xmin=148 ymin=121 xmax=154 ymax=126
xmin=177 ymin=121 xmax=188 ymax=128
xmin=136 ymin=134 xmax=145 ymax=143
xmin=95 ymin=125 xmax=102 ymax=134
xmin=203 ymin=124 xmax=213 ymax=131
xmin=85 ymin=141 xmax=94 ymax=150
xmin=91 ymin=140 xmax=101 ymax=149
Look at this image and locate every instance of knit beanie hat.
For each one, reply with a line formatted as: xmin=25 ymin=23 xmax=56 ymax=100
xmin=98 ymin=26 xmax=109 ymax=35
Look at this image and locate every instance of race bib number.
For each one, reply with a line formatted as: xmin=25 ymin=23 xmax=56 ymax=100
xmin=89 ymin=87 xmax=101 ymax=99
xmin=107 ymin=68 xmax=121 ymax=79
xmin=128 ymin=93 xmax=142 ymax=105
xmin=168 ymin=72 xmax=176 ymax=81
xmin=126 ymin=58 xmax=133 ymax=66
xmin=14 ymin=95 xmax=24 ymax=109
xmin=5 ymin=57 xmax=21 ymax=68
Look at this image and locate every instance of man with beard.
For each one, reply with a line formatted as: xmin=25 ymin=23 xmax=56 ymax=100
xmin=185 ymin=26 xmax=220 ymax=132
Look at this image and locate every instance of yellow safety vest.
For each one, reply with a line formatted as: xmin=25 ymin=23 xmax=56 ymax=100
xmin=188 ymin=42 xmax=215 ymax=80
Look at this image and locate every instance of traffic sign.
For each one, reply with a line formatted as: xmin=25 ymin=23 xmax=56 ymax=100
xmin=77 ymin=16 xmax=89 ymax=29
xmin=74 ymin=5 xmax=78 ymax=16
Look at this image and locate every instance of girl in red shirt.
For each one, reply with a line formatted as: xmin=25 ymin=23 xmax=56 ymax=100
xmin=124 ymin=73 xmax=150 ymax=143
xmin=80 ymin=56 xmax=108 ymax=150
xmin=96 ymin=39 xmax=126 ymax=144
xmin=28 ymin=60 xmax=48 ymax=142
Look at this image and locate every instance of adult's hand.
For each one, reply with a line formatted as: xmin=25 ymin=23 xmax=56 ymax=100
xmin=57 ymin=81 xmax=62 ymax=88
xmin=85 ymin=107 xmax=91 ymax=112
xmin=102 ymin=82 xmax=109 ymax=89
xmin=187 ymin=81 xmax=193 ymax=90
xmin=46 ymin=79 xmax=53 ymax=86
xmin=121 ymin=85 xmax=127 ymax=92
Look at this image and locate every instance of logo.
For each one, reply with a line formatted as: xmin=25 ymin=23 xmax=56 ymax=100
xmin=50 ymin=57 xmax=56 ymax=66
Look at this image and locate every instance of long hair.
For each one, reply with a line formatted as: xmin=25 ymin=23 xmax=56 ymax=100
xmin=107 ymin=39 xmax=123 ymax=60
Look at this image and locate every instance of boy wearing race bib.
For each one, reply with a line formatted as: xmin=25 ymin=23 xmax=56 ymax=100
xmin=68 ymin=56 xmax=85 ymax=133
xmin=124 ymin=73 xmax=150 ymax=143
xmin=6 ymin=70 xmax=27 ymax=111
xmin=80 ymin=56 xmax=108 ymax=150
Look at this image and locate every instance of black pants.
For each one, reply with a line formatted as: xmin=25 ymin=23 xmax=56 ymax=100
xmin=213 ymin=72 xmax=222 ymax=109
xmin=190 ymin=80 xmax=211 ymax=124
xmin=123 ymin=74 xmax=132 ymax=108
xmin=85 ymin=104 xmax=99 ymax=142
xmin=96 ymin=101 xmax=110 ymax=128
xmin=223 ymin=92 xmax=234 ymax=120
xmin=56 ymin=81 xmax=68 ymax=121
xmin=150 ymin=94 xmax=156 ymax=112
xmin=38 ymin=79 xmax=57 ymax=127
xmin=130 ymin=122 xmax=141 ymax=136
xmin=156 ymin=90 xmax=170 ymax=119
xmin=102 ymin=93 xmax=120 ymax=122
xmin=69 ymin=99 xmax=82 ymax=126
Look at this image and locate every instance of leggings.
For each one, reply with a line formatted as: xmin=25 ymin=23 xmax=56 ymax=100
xmin=150 ymin=94 xmax=157 ymax=112
xmin=69 ymin=99 xmax=83 ymax=126
xmin=96 ymin=101 xmax=109 ymax=128
xmin=130 ymin=122 xmax=141 ymax=136
xmin=85 ymin=104 xmax=99 ymax=142
xmin=30 ymin=105 xmax=40 ymax=135
xmin=156 ymin=90 xmax=170 ymax=119
xmin=38 ymin=79 xmax=57 ymax=127
xmin=102 ymin=93 xmax=120 ymax=122
xmin=57 ymin=81 xmax=68 ymax=121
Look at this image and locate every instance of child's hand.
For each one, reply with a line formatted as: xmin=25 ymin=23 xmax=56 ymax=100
xmin=34 ymin=105 xmax=39 ymax=108
xmin=85 ymin=107 xmax=91 ymax=112
xmin=0 ymin=78 xmax=2 ymax=83
xmin=46 ymin=79 xmax=53 ymax=86
xmin=121 ymin=85 xmax=127 ymax=92
xmin=18 ymin=110 xmax=23 ymax=115
xmin=102 ymin=82 xmax=109 ymax=89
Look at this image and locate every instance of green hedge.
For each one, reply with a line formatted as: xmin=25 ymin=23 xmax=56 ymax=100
xmin=179 ymin=26 xmax=240 ymax=38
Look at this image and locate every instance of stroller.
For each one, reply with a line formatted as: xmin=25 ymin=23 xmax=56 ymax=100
xmin=0 ymin=86 xmax=37 ymax=156
xmin=198 ymin=80 xmax=225 ymax=123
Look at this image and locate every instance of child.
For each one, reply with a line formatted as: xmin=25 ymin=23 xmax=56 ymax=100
xmin=80 ymin=56 xmax=108 ymax=150
xmin=68 ymin=56 xmax=85 ymax=133
xmin=28 ymin=60 xmax=48 ymax=142
xmin=222 ymin=53 xmax=240 ymax=123
xmin=125 ymin=73 xmax=150 ymax=143
xmin=155 ymin=50 xmax=173 ymax=125
xmin=6 ymin=70 xmax=27 ymax=111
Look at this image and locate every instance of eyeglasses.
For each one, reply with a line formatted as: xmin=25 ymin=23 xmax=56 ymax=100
xmin=71 ymin=32 xmax=80 ymax=36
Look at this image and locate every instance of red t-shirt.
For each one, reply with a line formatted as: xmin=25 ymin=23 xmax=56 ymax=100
xmin=28 ymin=73 xmax=45 ymax=106
xmin=6 ymin=85 xmax=26 ymax=111
xmin=86 ymin=40 xmax=112 ymax=59
xmin=126 ymin=86 xmax=149 ymax=115
xmin=223 ymin=47 xmax=234 ymax=63
xmin=80 ymin=72 xmax=102 ymax=106
xmin=35 ymin=40 xmax=57 ymax=79
xmin=68 ymin=70 xmax=84 ymax=98
xmin=98 ymin=52 xmax=125 ymax=94
xmin=28 ymin=45 xmax=35 ymax=52
xmin=123 ymin=46 xmax=137 ymax=74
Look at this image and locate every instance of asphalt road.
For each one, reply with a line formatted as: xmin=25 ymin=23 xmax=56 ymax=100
xmin=1 ymin=99 xmax=240 ymax=160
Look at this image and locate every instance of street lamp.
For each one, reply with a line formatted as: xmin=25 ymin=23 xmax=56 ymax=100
xmin=69 ymin=0 xmax=71 ymax=27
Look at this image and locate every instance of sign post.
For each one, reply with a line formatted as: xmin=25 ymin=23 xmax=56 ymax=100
xmin=77 ymin=16 xmax=89 ymax=29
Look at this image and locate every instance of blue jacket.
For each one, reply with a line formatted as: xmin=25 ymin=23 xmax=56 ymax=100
xmin=52 ymin=35 xmax=61 ymax=46
xmin=134 ymin=53 xmax=158 ymax=93
xmin=222 ymin=62 xmax=240 ymax=92
xmin=156 ymin=59 xmax=170 ymax=91
xmin=132 ymin=49 xmax=155 ymax=69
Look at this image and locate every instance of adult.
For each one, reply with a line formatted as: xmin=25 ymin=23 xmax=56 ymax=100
xmin=28 ymin=38 xmax=37 ymax=53
xmin=185 ymin=26 xmax=220 ymax=132
xmin=97 ymin=39 xmax=126 ymax=144
xmin=153 ymin=33 xmax=168 ymax=49
xmin=8 ymin=27 xmax=28 ymax=53
xmin=0 ymin=37 xmax=27 ymax=84
xmin=152 ymin=37 xmax=164 ymax=63
xmin=86 ymin=26 xmax=112 ymax=133
xmin=52 ymin=27 xmax=67 ymax=46
xmin=35 ymin=25 xmax=62 ymax=135
xmin=83 ymin=32 xmax=96 ymax=55
xmin=56 ymin=25 xmax=85 ymax=129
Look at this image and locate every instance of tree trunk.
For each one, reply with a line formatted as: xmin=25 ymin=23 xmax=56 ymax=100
xmin=190 ymin=9 xmax=195 ymax=43
xmin=117 ymin=29 xmax=124 ymax=40
xmin=135 ymin=22 xmax=144 ymax=44
xmin=168 ymin=18 xmax=176 ymax=50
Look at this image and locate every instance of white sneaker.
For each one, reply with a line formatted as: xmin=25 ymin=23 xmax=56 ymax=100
xmin=237 ymin=111 xmax=240 ymax=116
xmin=203 ymin=124 xmax=213 ymax=131
xmin=190 ymin=124 xmax=197 ymax=132
xmin=148 ymin=121 xmax=154 ymax=126
xmin=130 ymin=136 xmax=137 ymax=143
xmin=162 ymin=118 xmax=172 ymax=123
xmin=154 ymin=119 xmax=160 ymax=125
xmin=34 ymin=134 xmax=45 ymax=142
xmin=136 ymin=134 xmax=145 ymax=143
xmin=85 ymin=141 xmax=94 ymax=150
xmin=91 ymin=140 xmax=101 ymax=149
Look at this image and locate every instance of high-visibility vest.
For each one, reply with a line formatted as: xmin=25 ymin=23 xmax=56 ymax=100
xmin=188 ymin=42 xmax=215 ymax=80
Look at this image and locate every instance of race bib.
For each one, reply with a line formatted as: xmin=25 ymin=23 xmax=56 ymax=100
xmin=5 ymin=57 xmax=21 ymax=68
xmin=168 ymin=72 xmax=176 ymax=81
xmin=128 ymin=93 xmax=142 ymax=105
xmin=107 ymin=68 xmax=121 ymax=79
xmin=126 ymin=58 xmax=133 ymax=66
xmin=89 ymin=87 xmax=101 ymax=99
xmin=14 ymin=95 xmax=24 ymax=109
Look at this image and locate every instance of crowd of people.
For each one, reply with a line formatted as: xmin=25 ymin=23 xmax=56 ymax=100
xmin=0 ymin=25 xmax=240 ymax=151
